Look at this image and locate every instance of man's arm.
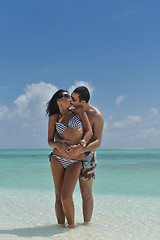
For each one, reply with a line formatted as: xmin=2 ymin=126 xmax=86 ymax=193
xmin=68 ymin=111 xmax=104 ymax=157
xmin=80 ymin=112 xmax=104 ymax=153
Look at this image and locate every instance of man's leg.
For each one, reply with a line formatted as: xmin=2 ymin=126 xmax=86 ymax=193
xmin=79 ymin=178 xmax=93 ymax=224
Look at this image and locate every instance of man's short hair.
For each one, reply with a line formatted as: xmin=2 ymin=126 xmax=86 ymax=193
xmin=73 ymin=86 xmax=90 ymax=102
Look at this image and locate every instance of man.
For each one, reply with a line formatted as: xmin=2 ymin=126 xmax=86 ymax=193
xmin=69 ymin=86 xmax=104 ymax=225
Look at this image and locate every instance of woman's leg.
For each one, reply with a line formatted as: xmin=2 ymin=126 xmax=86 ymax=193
xmin=61 ymin=161 xmax=82 ymax=227
xmin=50 ymin=155 xmax=65 ymax=225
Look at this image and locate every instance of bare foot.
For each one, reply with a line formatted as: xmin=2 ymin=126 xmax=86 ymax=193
xmin=58 ymin=223 xmax=66 ymax=228
xmin=68 ymin=224 xmax=75 ymax=229
xmin=83 ymin=221 xmax=91 ymax=226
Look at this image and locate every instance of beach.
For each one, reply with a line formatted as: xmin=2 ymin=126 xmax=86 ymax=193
xmin=0 ymin=149 xmax=160 ymax=240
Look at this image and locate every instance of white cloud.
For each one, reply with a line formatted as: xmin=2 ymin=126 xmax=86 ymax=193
xmin=112 ymin=115 xmax=142 ymax=129
xmin=14 ymin=82 xmax=58 ymax=118
xmin=150 ymin=107 xmax=159 ymax=118
xmin=0 ymin=82 xmax=59 ymax=148
xmin=68 ymin=80 xmax=94 ymax=96
xmin=116 ymin=95 xmax=125 ymax=105
xmin=137 ymin=128 xmax=160 ymax=139
xmin=0 ymin=105 xmax=9 ymax=119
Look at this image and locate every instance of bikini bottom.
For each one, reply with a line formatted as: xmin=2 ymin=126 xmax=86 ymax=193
xmin=49 ymin=152 xmax=81 ymax=169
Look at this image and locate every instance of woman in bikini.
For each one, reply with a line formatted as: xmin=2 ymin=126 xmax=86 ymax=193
xmin=46 ymin=89 xmax=92 ymax=228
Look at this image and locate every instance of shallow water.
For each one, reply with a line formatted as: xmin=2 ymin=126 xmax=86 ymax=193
xmin=0 ymin=149 xmax=160 ymax=240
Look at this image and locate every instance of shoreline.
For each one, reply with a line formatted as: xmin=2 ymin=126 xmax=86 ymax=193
xmin=1 ymin=189 xmax=159 ymax=240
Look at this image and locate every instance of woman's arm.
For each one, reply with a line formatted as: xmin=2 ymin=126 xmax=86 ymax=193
xmin=48 ymin=115 xmax=57 ymax=148
xmin=48 ymin=115 xmax=69 ymax=152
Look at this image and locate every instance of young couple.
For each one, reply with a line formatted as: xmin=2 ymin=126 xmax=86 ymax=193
xmin=46 ymin=86 xmax=104 ymax=228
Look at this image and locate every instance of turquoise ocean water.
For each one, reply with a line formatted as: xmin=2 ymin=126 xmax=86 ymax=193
xmin=0 ymin=149 xmax=160 ymax=240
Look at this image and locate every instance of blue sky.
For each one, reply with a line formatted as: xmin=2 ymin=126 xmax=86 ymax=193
xmin=0 ymin=0 xmax=160 ymax=149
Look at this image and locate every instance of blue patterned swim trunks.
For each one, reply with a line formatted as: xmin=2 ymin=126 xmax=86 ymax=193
xmin=79 ymin=151 xmax=97 ymax=180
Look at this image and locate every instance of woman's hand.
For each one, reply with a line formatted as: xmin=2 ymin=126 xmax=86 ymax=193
xmin=67 ymin=144 xmax=83 ymax=157
xmin=54 ymin=142 xmax=70 ymax=156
